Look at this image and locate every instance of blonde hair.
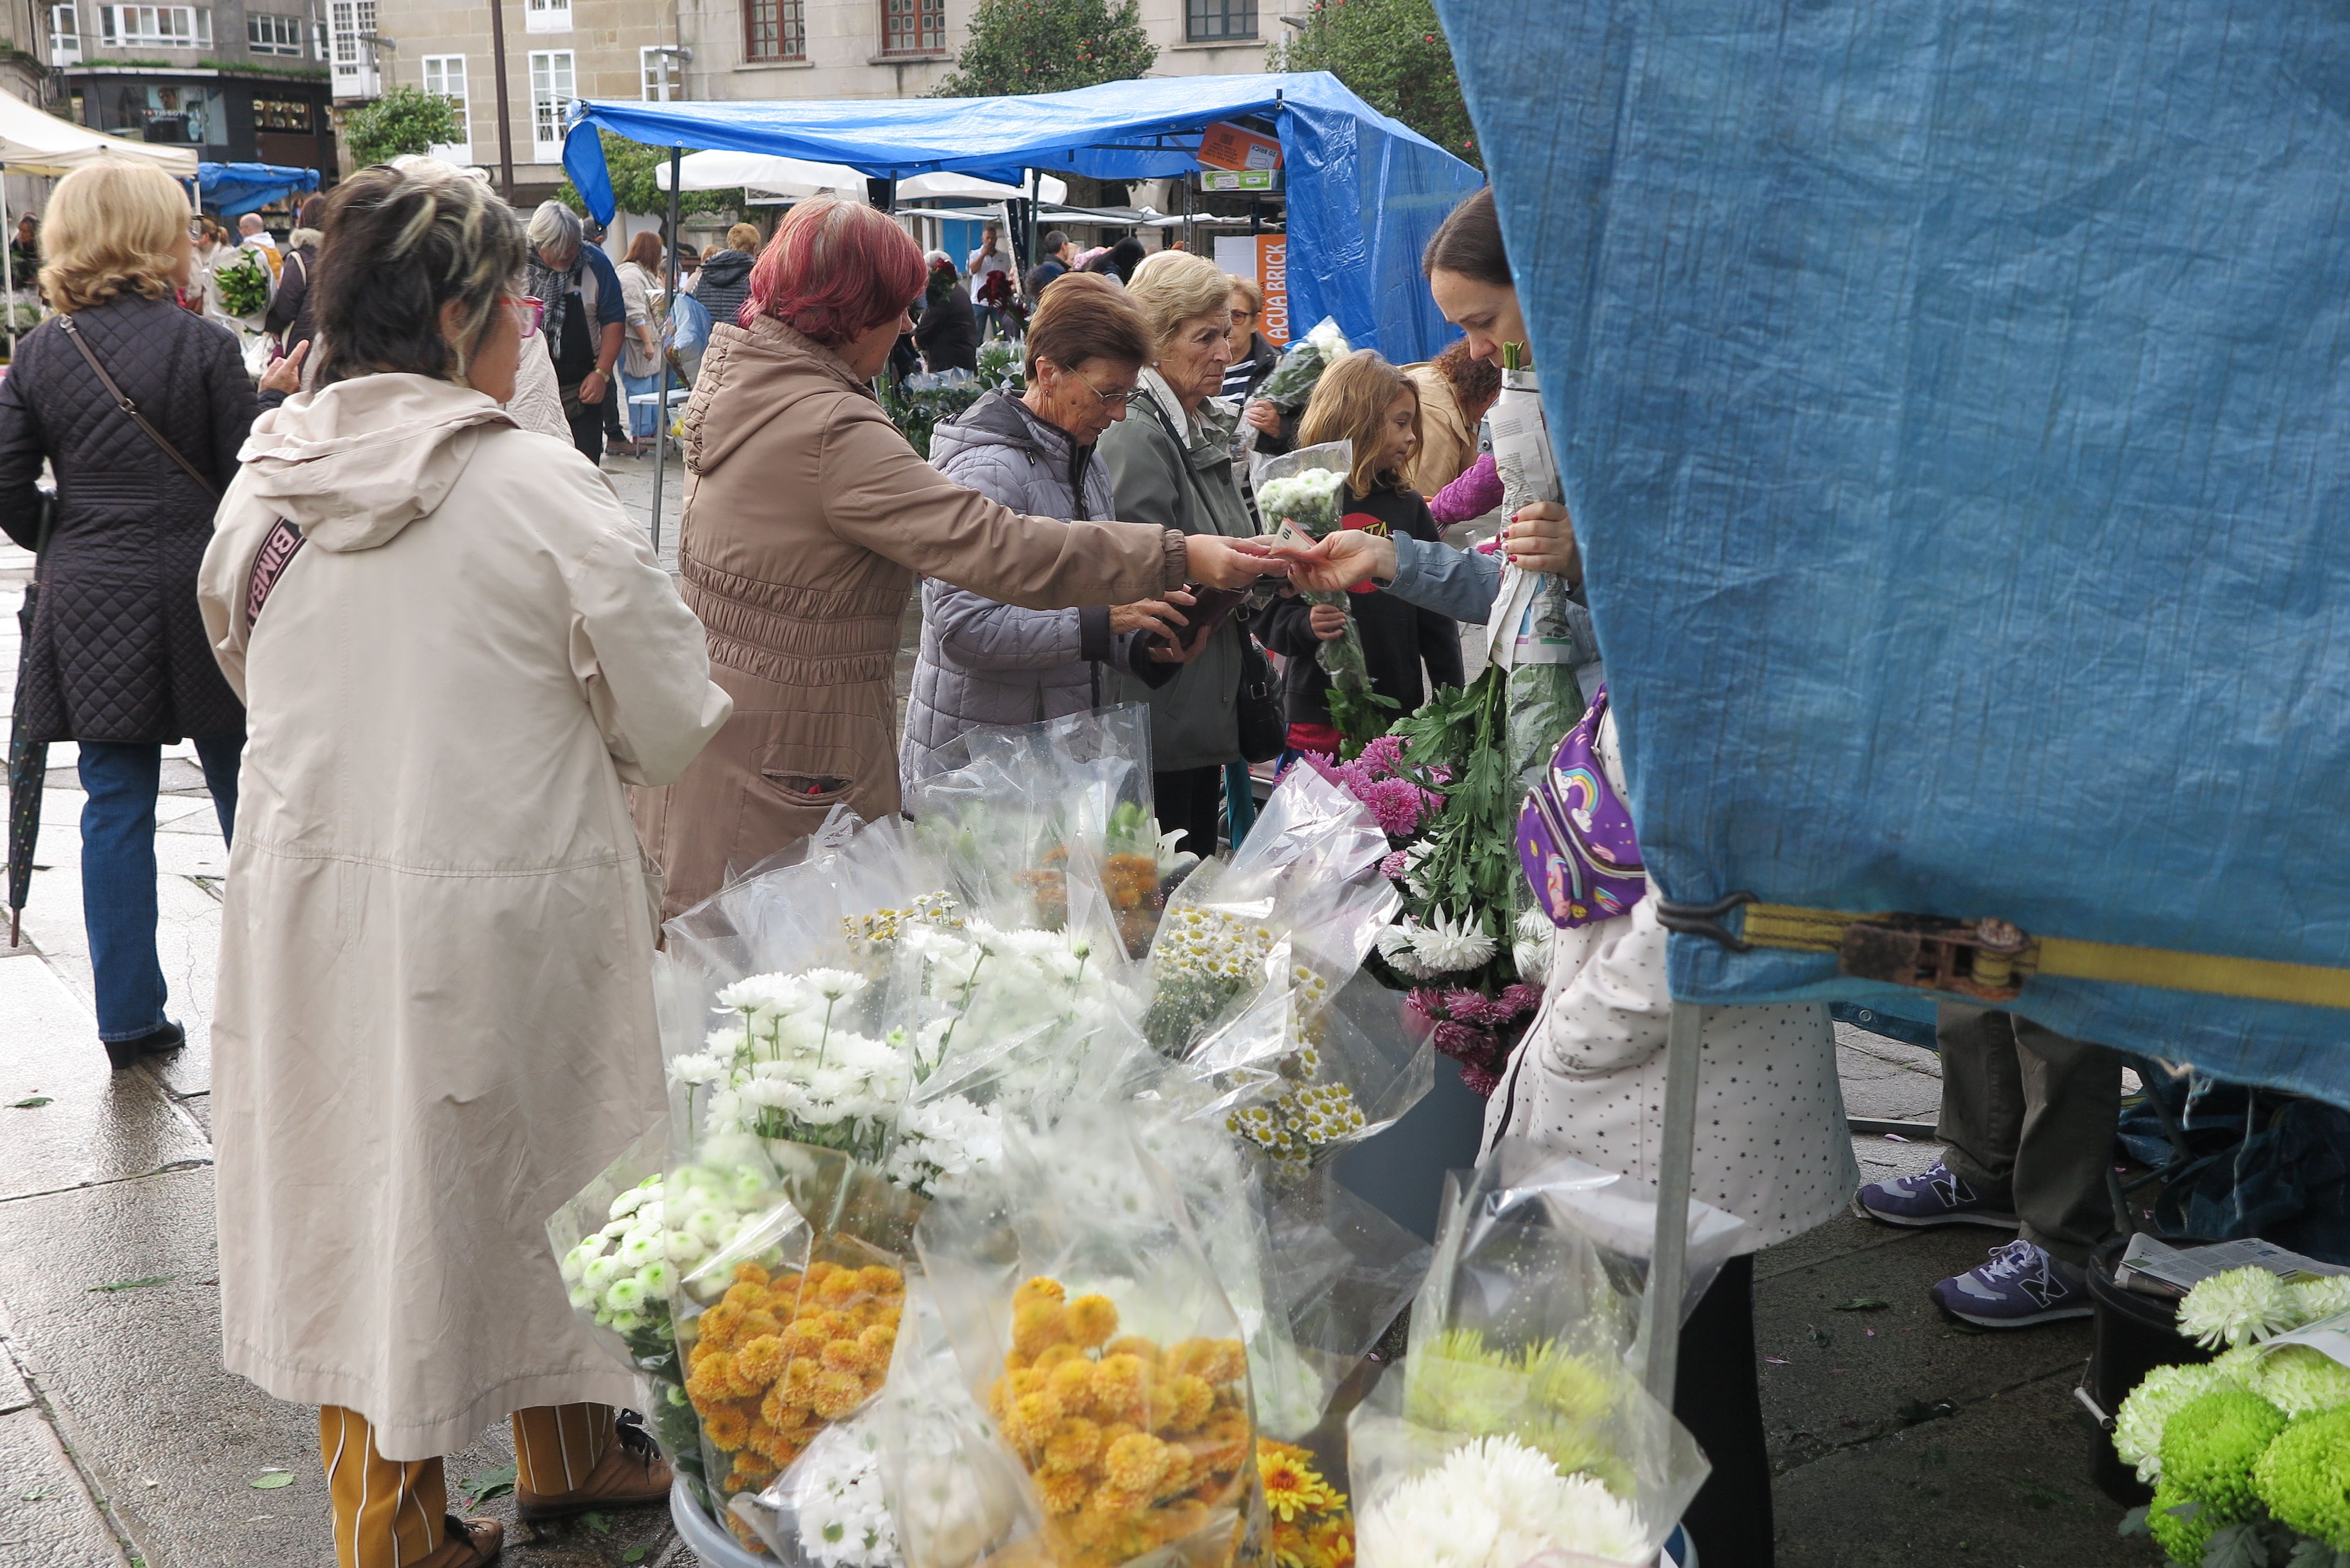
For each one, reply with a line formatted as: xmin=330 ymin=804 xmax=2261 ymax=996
xmin=1127 ymin=249 xmax=1235 ymax=354
xmin=1298 ymin=350 xmax=1422 ymax=498
xmin=726 ymin=221 xmax=762 ymax=253
xmin=38 ymin=162 xmax=190 ymax=313
xmin=1227 ymin=274 xmax=1263 ymax=315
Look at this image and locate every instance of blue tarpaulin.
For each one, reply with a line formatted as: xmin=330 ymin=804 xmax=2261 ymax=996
xmin=562 ymin=73 xmax=1483 ymax=363
xmin=198 ymin=161 xmax=318 ymax=219
xmin=1439 ymin=0 xmax=2350 ymax=1104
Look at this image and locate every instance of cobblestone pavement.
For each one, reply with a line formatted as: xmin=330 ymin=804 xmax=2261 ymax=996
xmin=0 ymin=505 xmax=2155 ymax=1567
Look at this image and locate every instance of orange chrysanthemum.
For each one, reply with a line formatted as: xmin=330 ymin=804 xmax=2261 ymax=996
xmin=1041 ymin=1415 xmax=1103 ymax=1475
xmin=737 ymin=1307 xmax=782 ymax=1342
xmin=1104 ymin=1335 xmax=1160 ymax=1363
xmin=1103 ymin=1431 xmax=1172 ymax=1493
xmin=821 ymin=1336 xmax=871 ymax=1374
xmin=699 ymin=1302 xmax=745 ymax=1349
xmin=1037 ymin=1468 xmax=1092 ymax=1515
xmin=1015 ymin=1276 xmax=1068 ymax=1309
xmin=732 ymin=1334 xmax=788 ymax=1390
xmin=702 ymin=1401 xmax=752 ymax=1451
xmin=1012 ymin=1297 xmax=1069 ymax=1357
xmin=1034 ymin=1342 xmax=1084 ymax=1373
xmin=732 ymin=1261 xmax=772 ymax=1288
xmin=1064 ymin=1293 xmax=1119 ymax=1350
xmin=684 ymin=1350 xmax=736 ymax=1408
xmin=1003 ymin=1390 xmax=1064 ymax=1456
xmin=811 ymin=1367 xmax=867 ymax=1421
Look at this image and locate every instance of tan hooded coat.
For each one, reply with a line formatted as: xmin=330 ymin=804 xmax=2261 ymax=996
xmin=631 ymin=317 xmax=1190 ymax=918
xmin=197 ymin=374 xmax=731 ymax=1459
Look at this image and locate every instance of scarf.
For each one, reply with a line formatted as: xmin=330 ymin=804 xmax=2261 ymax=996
xmin=1518 ymin=685 xmax=1647 ymax=927
xmin=525 ymin=252 xmax=578 ymax=365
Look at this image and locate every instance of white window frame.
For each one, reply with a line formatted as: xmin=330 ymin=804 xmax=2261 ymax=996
xmin=528 ymin=49 xmax=574 ymax=164
xmin=639 ymin=44 xmax=678 ymax=102
xmin=246 ymin=10 xmax=303 ymax=55
xmin=421 ymin=53 xmax=471 ymax=164
xmin=524 ymin=0 xmax=569 ymax=33
xmin=327 ymin=0 xmax=379 ymax=97
xmin=48 ymin=2 xmax=80 ymax=65
xmin=98 ymin=4 xmax=211 ymax=49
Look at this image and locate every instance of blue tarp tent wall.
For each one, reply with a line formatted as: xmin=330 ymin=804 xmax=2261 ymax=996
xmin=561 ymin=72 xmax=1482 ymax=363
xmin=1439 ymin=0 xmax=2350 ymax=1106
xmin=199 ymin=161 xmax=318 ymax=219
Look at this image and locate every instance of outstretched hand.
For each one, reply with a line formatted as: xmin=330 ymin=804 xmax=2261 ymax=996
xmin=1183 ymin=534 xmax=1290 ymax=590
xmin=1268 ymin=529 xmax=1396 ymax=594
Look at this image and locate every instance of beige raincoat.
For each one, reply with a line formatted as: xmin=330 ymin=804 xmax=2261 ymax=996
xmin=197 ymin=374 xmax=731 ymax=1461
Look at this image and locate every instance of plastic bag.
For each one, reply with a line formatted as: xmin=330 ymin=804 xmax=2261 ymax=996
xmin=909 ymin=1104 xmax=1265 ymax=1568
xmin=1345 ymin=1141 xmax=1720 ymax=1567
xmin=1251 ymin=316 xmax=1351 ymax=414
xmin=1257 ymin=441 xmax=1399 ymax=751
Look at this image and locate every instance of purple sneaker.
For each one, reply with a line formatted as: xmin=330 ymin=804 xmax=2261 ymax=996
xmin=1856 ymin=1161 xmax=2020 ymax=1229
xmin=1932 ymin=1239 xmax=2094 ymax=1328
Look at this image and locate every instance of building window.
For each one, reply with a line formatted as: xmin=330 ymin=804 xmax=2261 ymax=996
xmin=744 ymin=0 xmax=803 ymax=63
xmin=328 ymin=0 xmax=379 ymax=95
xmin=1185 ymin=0 xmax=1254 ymax=41
xmin=254 ymin=97 xmax=312 ymax=131
xmin=48 ymin=2 xmax=80 ymax=65
xmin=421 ymin=55 xmax=470 ymax=161
xmin=98 ymin=4 xmax=211 ymax=48
xmin=525 ymin=0 xmax=569 ymax=33
xmin=246 ymin=10 xmax=302 ymax=53
xmin=639 ymin=44 xmax=680 ymax=100
xmin=879 ymin=0 xmax=943 ymax=56
xmin=529 ymin=49 xmax=573 ymax=163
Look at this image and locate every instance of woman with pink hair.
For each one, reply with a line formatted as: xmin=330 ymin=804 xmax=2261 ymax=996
xmin=633 ymin=196 xmax=1286 ymax=913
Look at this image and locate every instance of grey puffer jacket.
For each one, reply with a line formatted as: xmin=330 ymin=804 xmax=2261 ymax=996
xmin=900 ymin=390 xmax=1174 ymax=783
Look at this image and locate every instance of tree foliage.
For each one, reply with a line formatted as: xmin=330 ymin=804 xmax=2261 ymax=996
xmin=555 ymin=130 xmax=745 ymax=222
xmin=1272 ymin=0 xmax=1480 ymax=168
xmin=930 ymin=0 xmax=1157 ymax=98
xmin=341 ymin=86 xmax=464 ymax=168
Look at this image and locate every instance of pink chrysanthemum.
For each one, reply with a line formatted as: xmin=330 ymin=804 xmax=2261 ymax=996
xmin=1458 ymin=1063 xmax=1502 ymax=1097
xmin=1496 ymin=983 xmax=1543 ymax=1019
xmin=1442 ymin=987 xmax=1497 ymax=1026
xmin=1357 ymin=777 xmax=1429 ymax=839
xmin=1404 ymin=986 xmax=1446 ymax=1023
xmin=1431 ymin=1020 xmax=1491 ymax=1065
xmin=1379 ymin=849 xmax=1413 ymax=883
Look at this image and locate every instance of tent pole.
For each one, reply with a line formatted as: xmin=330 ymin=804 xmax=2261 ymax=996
xmin=488 ymin=0 xmax=516 ymax=204
xmin=650 ymin=143 xmax=680 ymax=559
xmin=2 ymin=167 xmax=16 ymax=359
xmin=1026 ymin=168 xmax=1039 ymax=273
xmin=1639 ymin=999 xmax=1703 ymax=1410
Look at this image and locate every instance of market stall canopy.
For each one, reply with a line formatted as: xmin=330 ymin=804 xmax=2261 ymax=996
xmin=0 ymin=86 xmax=199 ymax=175
xmin=198 ymin=161 xmax=318 ymax=219
xmin=564 ymin=72 xmax=1481 ymax=361
xmin=896 ymin=170 xmax=1067 ymax=205
xmin=655 ymin=149 xmax=865 ymax=197
xmin=1441 ymin=0 xmax=2350 ymax=1101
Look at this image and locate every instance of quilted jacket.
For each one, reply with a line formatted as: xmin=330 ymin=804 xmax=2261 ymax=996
xmin=900 ymin=390 xmax=1173 ymax=783
xmin=0 ymin=294 xmax=254 ymax=742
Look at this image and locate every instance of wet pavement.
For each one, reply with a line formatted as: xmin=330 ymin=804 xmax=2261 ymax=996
xmin=0 ymin=519 xmax=2156 ymax=1568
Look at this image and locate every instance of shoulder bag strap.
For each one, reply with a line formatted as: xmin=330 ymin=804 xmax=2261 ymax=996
xmin=56 ymin=314 xmax=220 ymax=501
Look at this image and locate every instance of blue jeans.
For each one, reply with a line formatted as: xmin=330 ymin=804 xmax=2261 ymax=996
xmin=78 ymin=735 xmax=241 ymax=1042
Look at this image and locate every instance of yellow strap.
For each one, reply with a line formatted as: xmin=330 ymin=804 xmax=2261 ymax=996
xmin=1737 ymin=903 xmax=2350 ymax=1011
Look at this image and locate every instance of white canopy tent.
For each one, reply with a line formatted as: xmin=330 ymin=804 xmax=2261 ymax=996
xmin=651 ymin=151 xmax=1069 ymax=208
xmin=1 ymin=87 xmax=200 ymax=352
xmin=897 ymin=170 xmax=1067 ymax=205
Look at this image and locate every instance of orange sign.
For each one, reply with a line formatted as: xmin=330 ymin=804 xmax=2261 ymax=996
xmin=1196 ymin=120 xmax=1282 ymax=173
xmin=1217 ymin=234 xmax=1289 ymax=346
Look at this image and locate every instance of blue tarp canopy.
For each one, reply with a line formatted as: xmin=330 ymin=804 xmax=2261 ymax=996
xmin=198 ymin=161 xmax=318 ymax=219
xmin=562 ymin=72 xmax=1482 ymax=362
xmin=1441 ymin=0 xmax=2350 ymax=1104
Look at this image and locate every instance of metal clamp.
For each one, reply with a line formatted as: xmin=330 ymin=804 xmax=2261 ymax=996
xmin=1836 ymin=915 xmax=2038 ymax=1003
xmin=1653 ymin=891 xmax=1759 ymax=951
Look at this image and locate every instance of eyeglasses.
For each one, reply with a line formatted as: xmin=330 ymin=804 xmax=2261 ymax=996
xmin=509 ymin=295 xmax=546 ymax=340
xmin=1071 ymin=374 xmax=1138 ymax=410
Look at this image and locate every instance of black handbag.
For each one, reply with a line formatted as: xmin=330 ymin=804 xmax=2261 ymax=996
xmin=1234 ymin=634 xmax=1285 ymax=765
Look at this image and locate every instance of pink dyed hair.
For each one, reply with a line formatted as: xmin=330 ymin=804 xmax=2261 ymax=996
xmin=744 ymin=194 xmax=926 ymax=344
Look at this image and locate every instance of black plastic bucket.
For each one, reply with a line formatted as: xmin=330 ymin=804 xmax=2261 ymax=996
xmin=2078 ymin=1252 xmax=2210 ymax=1505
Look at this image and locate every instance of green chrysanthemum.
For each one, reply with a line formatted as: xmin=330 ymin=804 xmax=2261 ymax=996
xmin=2114 ymin=1362 xmax=2243 ymax=1484
xmin=2147 ymin=1482 xmax=2219 ymax=1567
xmin=2250 ymin=1345 xmax=2350 ymax=1417
xmin=2158 ymin=1387 xmax=2289 ymax=1526
xmin=2252 ymin=1405 xmax=2350 ymax=1550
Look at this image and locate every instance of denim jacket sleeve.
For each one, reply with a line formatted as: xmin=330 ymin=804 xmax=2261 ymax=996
xmin=1386 ymin=533 xmax=1501 ymax=624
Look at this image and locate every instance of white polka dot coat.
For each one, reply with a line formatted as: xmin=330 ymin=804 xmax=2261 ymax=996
xmin=1484 ymin=710 xmax=1859 ymax=1254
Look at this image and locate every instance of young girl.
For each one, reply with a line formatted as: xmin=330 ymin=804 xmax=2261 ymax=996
xmin=1257 ymin=350 xmax=1464 ymax=755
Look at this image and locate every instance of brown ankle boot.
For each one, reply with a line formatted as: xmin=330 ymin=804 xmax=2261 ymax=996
xmin=414 ymin=1515 xmax=502 ymax=1567
xmin=513 ymin=1412 xmax=672 ymax=1523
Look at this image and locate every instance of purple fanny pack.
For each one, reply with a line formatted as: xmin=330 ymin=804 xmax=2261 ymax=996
xmin=1517 ymin=685 xmax=1647 ymax=928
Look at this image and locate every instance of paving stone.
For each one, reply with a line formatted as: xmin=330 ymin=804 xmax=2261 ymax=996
xmin=1832 ymin=1030 xmax=1942 ymax=1124
xmin=0 ymin=1408 xmax=129 ymax=1568
xmin=0 ymin=1334 xmax=32 ymax=1416
xmin=0 ymin=955 xmax=207 ymax=1204
xmin=1772 ymin=1367 xmax=2155 ymax=1568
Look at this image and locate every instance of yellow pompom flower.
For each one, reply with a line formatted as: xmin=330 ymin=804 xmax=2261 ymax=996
xmin=728 ymin=1457 xmax=776 ymax=1491
xmin=1065 ymin=1293 xmax=1120 ymax=1350
xmin=811 ymin=1367 xmax=866 ymax=1421
xmin=1037 ymin=1469 xmax=1092 ymax=1515
xmin=1089 ymin=1483 xmax=1150 ymax=1518
xmin=821 ymin=1336 xmax=870 ymax=1374
xmin=1041 ymin=1415 xmax=1103 ymax=1475
xmin=1034 ymin=1342 xmax=1084 ymax=1373
xmin=732 ymin=1334 xmax=788 ymax=1390
xmin=804 ymin=1260 xmax=841 ymax=1287
xmin=781 ymin=1358 xmax=822 ymax=1404
xmin=1003 ymin=1390 xmax=1065 ymax=1456
xmin=858 ymin=1323 xmax=896 ymax=1367
xmin=702 ymin=1401 xmax=752 ymax=1451
xmin=685 ymin=1350 xmax=737 ymax=1408
xmin=1046 ymin=1356 xmax=1098 ymax=1414
xmin=1013 ymin=1297 xmax=1069 ymax=1357
xmin=733 ymin=1261 xmax=772 ymax=1289
xmin=700 ymin=1302 xmax=745 ymax=1349
xmin=722 ymin=1280 xmax=768 ymax=1314
xmin=1092 ymin=1354 xmax=1150 ymax=1424
xmin=1166 ymin=1374 xmax=1215 ymax=1435
xmin=758 ymin=1385 xmax=805 ymax=1429
xmin=1304 ymin=1515 xmax=1356 ymax=1568
xmin=1152 ymin=1445 xmax=1195 ymax=1499
xmin=1015 ymin=1275 xmax=1069 ymax=1308
xmin=857 ymin=1265 xmax=904 ymax=1296
xmin=736 ymin=1307 xmax=782 ymax=1342
xmin=816 ymin=1269 xmax=866 ymax=1309
xmin=1104 ymin=1335 xmax=1160 ymax=1363
xmin=1197 ymin=1339 xmax=1247 ymax=1387
xmin=780 ymin=1321 xmax=829 ymax=1360
xmin=1009 ymin=1366 xmax=1050 ymax=1400
xmin=1103 ymin=1431 xmax=1172 ymax=1493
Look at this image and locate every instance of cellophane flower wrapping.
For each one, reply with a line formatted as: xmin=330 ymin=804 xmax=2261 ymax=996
xmin=908 ymin=1103 xmax=1266 ymax=1568
xmin=1256 ymin=441 xmax=1397 ymax=752
xmin=1345 ymin=1142 xmax=1720 ymax=1567
xmin=1251 ymin=317 xmax=1351 ymax=414
xmin=548 ymin=1123 xmax=706 ymax=1498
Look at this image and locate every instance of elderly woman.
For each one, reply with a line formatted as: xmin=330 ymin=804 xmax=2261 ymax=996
xmin=0 ymin=161 xmax=252 ymax=1068
xmin=902 ymin=274 xmax=1196 ymax=781
xmin=199 ymin=163 xmax=729 ymax=1568
xmin=632 ymin=196 xmax=1279 ymax=917
xmin=524 ymin=200 xmax=625 ymax=463
xmin=1096 ymin=248 xmax=1259 ymax=858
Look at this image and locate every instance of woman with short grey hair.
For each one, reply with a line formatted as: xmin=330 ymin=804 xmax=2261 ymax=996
xmin=524 ymin=198 xmax=625 ymax=463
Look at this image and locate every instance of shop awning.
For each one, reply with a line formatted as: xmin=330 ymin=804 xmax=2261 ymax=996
xmin=197 ymin=161 xmax=319 ymax=219
xmin=0 ymin=86 xmax=199 ymax=176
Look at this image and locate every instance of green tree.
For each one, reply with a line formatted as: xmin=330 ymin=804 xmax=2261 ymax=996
xmin=341 ymin=85 xmax=463 ymax=168
xmin=555 ymin=130 xmax=745 ymax=222
xmin=930 ymin=0 xmax=1156 ymax=97
xmin=1272 ymin=0 xmax=1480 ymax=168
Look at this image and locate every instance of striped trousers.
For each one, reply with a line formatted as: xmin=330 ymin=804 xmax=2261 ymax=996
xmin=319 ymin=1403 xmax=614 ymax=1568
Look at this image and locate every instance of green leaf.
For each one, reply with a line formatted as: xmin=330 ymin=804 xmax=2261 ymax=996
xmin=249 ymin=1470 xmax=295 ymax=1490
xmin=583 ymin=1510 xmax=611 ymax=1535
xmin=9 ymin=1095 xmax=50 ymax=1108
xmin=20 ymin=1485 xmax=57 ymax=1502
xmin=1832 ymin=1297 xmax=1893 ymax=1312
xmin=87 ymin=1276 xmax=169 ymax=1293
xmin=929 ymin=0 xmax=1157 ymax=97
xmin=457 ymin=1461 xmax=516 ymax=1505
xmin=622 ymin=1550 xmax=648 ymax=1565
xmin=2119 ymin=1504 xmax=2152 ymax=1538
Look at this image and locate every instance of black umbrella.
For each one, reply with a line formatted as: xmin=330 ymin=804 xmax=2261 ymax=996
xmin=8 ymin=490 xmax=53 ymax=947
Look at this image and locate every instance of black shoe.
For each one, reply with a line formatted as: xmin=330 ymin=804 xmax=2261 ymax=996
xmin=104 ymin=1021 xmax=185 ymax=1071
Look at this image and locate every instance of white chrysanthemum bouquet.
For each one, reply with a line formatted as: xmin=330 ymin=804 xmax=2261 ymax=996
xmin=1258 ymin=440 xmax=1398 ymax=751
